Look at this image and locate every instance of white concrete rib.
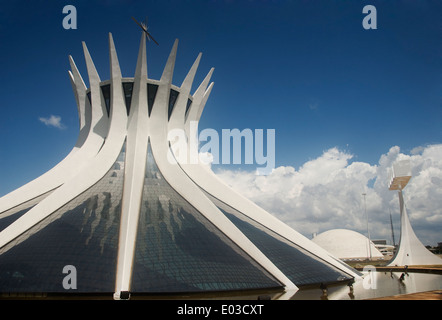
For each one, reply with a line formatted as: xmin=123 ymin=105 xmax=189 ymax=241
xmin=176 ymin=80 xmax=362 ymax=281
xmin=156 ymin=41 xmax=298 ymax=297
xmin=0 ymin=53 xmax=107 ymax=215
xmin=0 ymin=33 xmax=127 ymax=255
xmin=115 ymin=33 xmax=149 ymax=296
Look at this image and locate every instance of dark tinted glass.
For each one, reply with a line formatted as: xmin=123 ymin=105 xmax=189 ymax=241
xmin=0 ymin=144 xmax=126 ymax=293
xmin=184 ymin=99 xmax=192 ymax=121
xmin=100 ymin=84 xmax=111 ymax=117
xmin=122 ymin=82 xmax=134 ymax=115
xmin=208 ymin=195 xmax=354 ymax=287
xmin=131 ymin=143 xmax=282 ymax=293
xmin=168 ymin=89 xmax=179 ymax=120
xmin=0 ymin=191 xmax=54 ymax=232
xmin=147 ymin=83 xmax=158 ymax=116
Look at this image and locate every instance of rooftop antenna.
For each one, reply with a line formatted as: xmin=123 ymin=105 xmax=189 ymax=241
xmin=132 ymin=16 xmax=159 ymax=45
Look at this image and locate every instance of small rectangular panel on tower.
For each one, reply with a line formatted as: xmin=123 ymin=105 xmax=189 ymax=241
xmin=388 ymin=160 xmax=412 ymax=190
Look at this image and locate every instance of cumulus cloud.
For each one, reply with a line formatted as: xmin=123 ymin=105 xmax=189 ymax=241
xmin=39 ymin=115 xmax=66 ymax=129
xmin=214 ymin=144 xmax=442 ymax=246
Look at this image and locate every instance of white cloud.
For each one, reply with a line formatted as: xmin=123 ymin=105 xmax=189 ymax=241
xmin=214 ymin=144 xmax=442 ymax=246
xmin=38 ymin=115 xmax=66 ymax=129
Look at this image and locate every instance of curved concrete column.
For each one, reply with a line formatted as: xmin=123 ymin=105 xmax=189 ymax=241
xmin=151 ymin=41 xmax=298 ymax=297
xmin=0 ymin=33 xmax=127 ymax=252
xmin=172 ymin=65 xmax=361 ymax=281
xmin=115 ymin=33 xmax=149 ymax=296
xmin=0 ymin=48 xmax=109 ymax=215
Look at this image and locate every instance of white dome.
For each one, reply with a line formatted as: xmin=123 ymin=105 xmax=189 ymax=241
xmin=312 ymin=229 xmax=384 ymax=260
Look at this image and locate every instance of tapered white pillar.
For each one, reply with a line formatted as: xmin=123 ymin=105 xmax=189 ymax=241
xmin=172 ymin=78 xmax=362 ymax=281
xmin=388 ymin=160 xmax=441 ymax=266
xmin=115 ymin=33 xmax=149 ymax=297
xmin=154 ymin=42 xmax=299 ymax=297
xmin=0 ymin=33 xmax=127 ymax=252
xmin=0 ymin=52 xmax=108 ymax=215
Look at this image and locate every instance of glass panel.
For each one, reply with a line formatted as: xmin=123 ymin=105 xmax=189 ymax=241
xmin=100 ymin=84 xmax=111 ymax=117
xmin=0 ymin=207 xmax=32 ymax=233
xmin=207 ymin=195 xmax=354 ymax=287
xmin=131 ymin=143 xmax=282 ymax=293
xmin=122 ymin=82 xmax=134 ymax=115
xmin=147 ymin=83 xmax=158 ymax=116
xmin=0 ymin=190 xmax=55 ymax=232
xmin=184 ymin=99 xmax=192 ymax=122
xmin=168 ymin=89 xmax=179 ymax=120
xmin=0 ymin=143 xmax=126 ymax=293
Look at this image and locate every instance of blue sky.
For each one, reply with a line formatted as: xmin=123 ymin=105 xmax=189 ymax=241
xmin=0 ymin=1 xmax=441 ymax=244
